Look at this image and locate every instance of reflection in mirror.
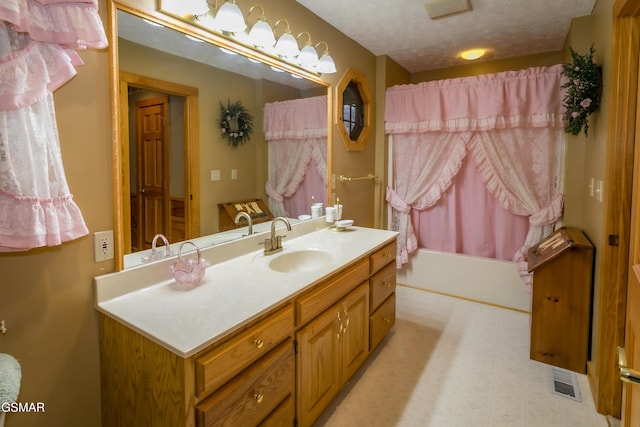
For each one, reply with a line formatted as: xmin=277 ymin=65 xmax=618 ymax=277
xmin=111 ymin=6 xmax=330 ymax=269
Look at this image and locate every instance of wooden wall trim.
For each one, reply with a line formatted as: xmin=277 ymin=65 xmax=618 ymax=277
xmin=593 ymin=10 xmax=640 ymax=417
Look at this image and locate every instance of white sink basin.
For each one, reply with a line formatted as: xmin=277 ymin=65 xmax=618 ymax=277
xmin=260 ymin=248 xmax=334 ymax=273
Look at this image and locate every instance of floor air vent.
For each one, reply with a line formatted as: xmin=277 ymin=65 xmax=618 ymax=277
xmin=548 ymin=367 xmax=581 ymax=401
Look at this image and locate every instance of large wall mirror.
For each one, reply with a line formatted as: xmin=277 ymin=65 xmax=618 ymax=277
xmin=108 ymin=2 xmax=332 ymax=270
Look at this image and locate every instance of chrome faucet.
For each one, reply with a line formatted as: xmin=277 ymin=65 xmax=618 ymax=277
xmin=234 ymin=211 xmax=253 ymax=235
xmin=262 ymin=217 xmax=292 ymax=255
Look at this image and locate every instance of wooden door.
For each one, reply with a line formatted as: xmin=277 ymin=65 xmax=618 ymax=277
xmin=296 ymin=305 xmax=341 ymax=427
xmin=136 ymin=96 xmax=170 ymax=249
xmin=340 ymin=283 xmax=369 ymax=382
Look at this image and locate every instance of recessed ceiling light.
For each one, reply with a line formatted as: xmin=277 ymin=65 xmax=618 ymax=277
xmin=460 ymin=48 xmax=486 ymax=60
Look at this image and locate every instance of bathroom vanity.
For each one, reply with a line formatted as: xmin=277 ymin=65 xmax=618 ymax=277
xmin=94 ymin=219 xmax=397 ymax=427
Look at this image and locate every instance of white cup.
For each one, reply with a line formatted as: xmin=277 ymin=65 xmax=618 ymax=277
xmin=325 ymin=207 xmax=335 ymax=223
xmin=311 ymin=205 xmax=322 ymax=218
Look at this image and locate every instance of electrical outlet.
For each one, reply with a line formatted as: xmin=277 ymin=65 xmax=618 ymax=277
xmin=94 ymin=230 xmax=114 ymax=262
xmin=231 ymin=169 xmax=238 ymax=180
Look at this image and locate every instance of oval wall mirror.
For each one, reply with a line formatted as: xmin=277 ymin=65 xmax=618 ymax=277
xmin=335 ymin=68 xmax=371 ymax=151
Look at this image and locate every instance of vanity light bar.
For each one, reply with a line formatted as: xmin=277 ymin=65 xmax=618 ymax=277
xmin=160 ymin=0 xmax=336 ymax=75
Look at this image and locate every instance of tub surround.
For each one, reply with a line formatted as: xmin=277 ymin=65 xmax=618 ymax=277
xmin=94 ymin=217 xmax=397 ymax=357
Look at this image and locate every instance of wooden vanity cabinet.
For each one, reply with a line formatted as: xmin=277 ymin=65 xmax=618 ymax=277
xmin=99 ymin=304 xmax=294 ymax=427
xmin=295 ymin=240 xmax=397 ymax=427
xmin=296 ymin=283 xmax=369 ymax=427
xmin=98 ymin=237 xmax=398 ymax=427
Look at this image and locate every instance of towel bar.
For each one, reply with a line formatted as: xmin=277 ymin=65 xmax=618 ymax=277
xmin=339 ymin=174 xmax=376 ymax=182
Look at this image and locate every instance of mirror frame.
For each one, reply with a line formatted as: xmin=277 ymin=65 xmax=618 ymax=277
xmin=108 ymin=1 xmax=333 ymax=271
xmin=335 ymin=68 xmax=371 ymax=152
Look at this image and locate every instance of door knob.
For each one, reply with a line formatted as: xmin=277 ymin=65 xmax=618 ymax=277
xmin=617 ymin=346 xmax=640 ymax=384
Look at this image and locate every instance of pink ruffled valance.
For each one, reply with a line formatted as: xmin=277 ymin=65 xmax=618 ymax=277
xmin=0 ymin=0 xmax=107 ymax=49
xmin=0 ymin=36 xmax=78 ymax=112
xmin=385 ymin=65 xmax=565 ymax=133
xmin=263 ymin=95 xmax=328 ymax=140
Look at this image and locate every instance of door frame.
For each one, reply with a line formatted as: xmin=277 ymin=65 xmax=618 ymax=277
xmin=117 ymin=72 xmax=200 ymax=257
xmin=592 ymin=0 xmax=640 ymax=417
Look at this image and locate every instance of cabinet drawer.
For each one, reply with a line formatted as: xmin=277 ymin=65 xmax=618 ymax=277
xmin=260 ymin=395 xmax=294 ymax=427
xmin=370 ymin=240 xmax=396 ymax=274
xmin=196 ymin=340 xmax=294 ymax=427
xmin=370 ymin=293 xmax=396 ymax=351
xmin=296 ymin=258 xmax=369 ymax=326
xmin=196 ymin=304 xmax=293 ymax=396
xmin=370 ymin=262 xmax=396 ymax=312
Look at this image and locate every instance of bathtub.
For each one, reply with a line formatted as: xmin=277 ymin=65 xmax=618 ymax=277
xmin=397 ymin=248 xmax=531 ymax=312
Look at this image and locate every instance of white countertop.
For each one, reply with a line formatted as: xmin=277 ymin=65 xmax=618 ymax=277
xmin=95 ymin=221 xmax=397 ymax=358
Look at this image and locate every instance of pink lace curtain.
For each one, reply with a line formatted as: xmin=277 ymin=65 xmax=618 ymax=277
xmin=264 ymin=96 xmax=327 ymax=218
xmin=385 ymin=66 xmax=566 ymax=290
xmin=0 ymin=0 xmax=107 ymax=251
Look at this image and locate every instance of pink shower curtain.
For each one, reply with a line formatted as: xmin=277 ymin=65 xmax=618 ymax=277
xmin=264 ymin=96 xmax=328 ymax=218
xmin=385 ymin=65 xmax=566 ymax=290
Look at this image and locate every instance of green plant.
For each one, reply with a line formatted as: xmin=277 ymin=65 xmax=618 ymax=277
xmin=561 ymin=45 xmax=602 ymax=137
xmin=218 ymin=99 xmax=253 ymax=147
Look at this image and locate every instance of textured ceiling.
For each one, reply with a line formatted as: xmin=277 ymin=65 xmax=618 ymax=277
xmin=296 ymin=0 xmax=597 ymax=73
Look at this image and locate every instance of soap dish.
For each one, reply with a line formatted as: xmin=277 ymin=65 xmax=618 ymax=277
xmin=330 ymin=219 xmax=354 ymax=232
xmin=171 ymin=242 xmax=209 ymax=288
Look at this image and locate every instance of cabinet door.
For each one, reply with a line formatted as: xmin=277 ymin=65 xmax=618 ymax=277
xmin=296 ymin=306 xmax=341 ymax=427
xmin=340 ymin=283 xmax=370 ymax=382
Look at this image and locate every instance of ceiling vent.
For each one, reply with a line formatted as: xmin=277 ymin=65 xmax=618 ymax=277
xmin=424 ymin=0 xmax=472 ymax=20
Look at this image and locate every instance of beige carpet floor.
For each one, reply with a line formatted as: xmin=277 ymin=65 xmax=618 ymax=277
xmin=315 ymin=284 xmax=609 ymax=427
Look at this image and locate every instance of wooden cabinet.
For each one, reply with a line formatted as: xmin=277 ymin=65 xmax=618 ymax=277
xmin=295 ymin=240 xmax=397 ymax=427
xmin=296 ymin=283 xmax=369 ymax=427
xmin=528 ymin=227 xmax=594 ymax=373
xmin=99 ymin=305 xmax=294 ymax=427
xmin=98 ymin=237 xmax=397 ymax=427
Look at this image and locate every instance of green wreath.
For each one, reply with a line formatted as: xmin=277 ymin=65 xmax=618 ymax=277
xmin=561 ymin=45 xmax=602 ymax=137
xmin=218 ymin=99 xmax=253 ymax=147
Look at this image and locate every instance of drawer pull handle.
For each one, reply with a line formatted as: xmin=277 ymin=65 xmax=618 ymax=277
xmin=336 ymin=312 xmax=343 ymax=339
xmin=253 ymin=392 xmax=264 ymax=403
xmin=254 ymin=339 xmax=264 ymax=349
xmin=383 ymin=316 xmax=390 ymax=323
xmin=384 ymin=281 xmax=392 ymax=288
